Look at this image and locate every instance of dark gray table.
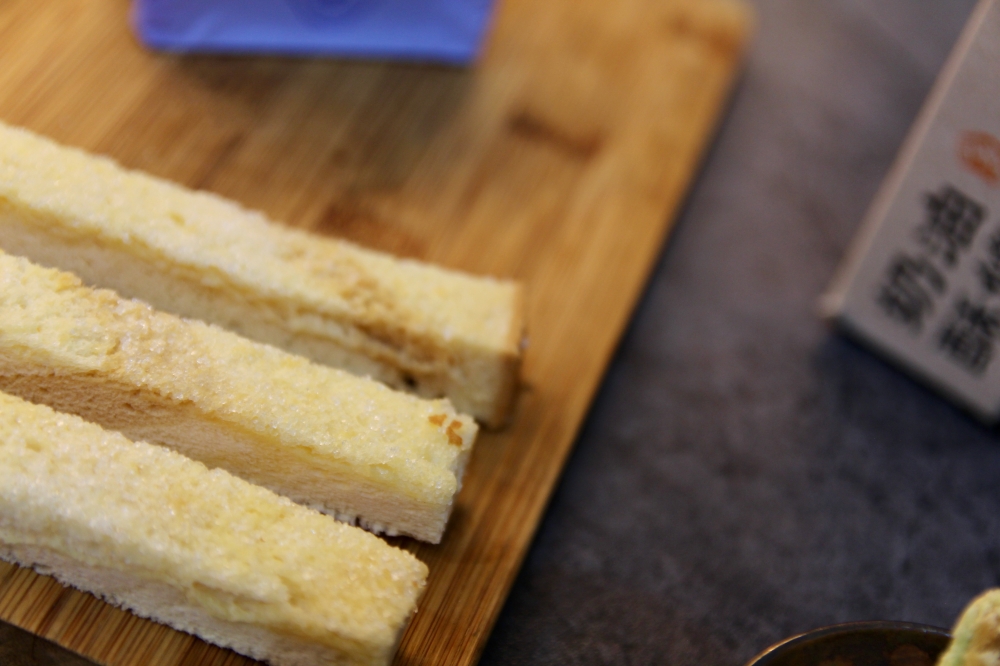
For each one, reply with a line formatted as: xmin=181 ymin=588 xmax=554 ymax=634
xmin=480 ymin=2 xmax=1000 ymax=664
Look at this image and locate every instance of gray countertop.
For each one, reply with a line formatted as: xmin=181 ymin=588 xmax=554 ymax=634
xmin=480 ymin=2 xmax=1000 ymax=664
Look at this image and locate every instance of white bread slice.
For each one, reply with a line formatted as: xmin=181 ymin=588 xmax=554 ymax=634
xmin=0 ymin=390 xmax=427 ymax=666
xmin=0 ymin=121 xmax=524 ymax=427
xmin=937 ymin=589 xmax=1000 ymax=666
xmin=0 ymin=251 xmax=477 ymax=543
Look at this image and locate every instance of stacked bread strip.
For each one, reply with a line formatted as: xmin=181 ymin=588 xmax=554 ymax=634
xmin=0 ymin=251 xmax=476 ymax=543
xmin=0 ymin=390 xmax=426 ymax=666
xmin=0 ymin=121 xmax=524 ymax=426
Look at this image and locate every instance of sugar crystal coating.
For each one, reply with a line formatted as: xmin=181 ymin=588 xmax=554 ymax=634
xmin=0 ymin=122 xmax=519 ymax=354
xmin=0 ymin=391 xmax=428 ymax=657
xmin=0 ymin=252 xmax=478 ymax=536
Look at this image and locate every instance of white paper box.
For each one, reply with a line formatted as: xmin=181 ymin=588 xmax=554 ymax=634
xmin=823 ymin=0 xmax=1000 ymax=421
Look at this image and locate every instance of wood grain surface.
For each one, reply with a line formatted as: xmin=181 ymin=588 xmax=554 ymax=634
xmin=0 ymin=1 xmax=750 ymax=664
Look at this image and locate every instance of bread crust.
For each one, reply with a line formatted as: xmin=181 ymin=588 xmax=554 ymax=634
xmin=488 ymin=282 xmax=527 ymax=426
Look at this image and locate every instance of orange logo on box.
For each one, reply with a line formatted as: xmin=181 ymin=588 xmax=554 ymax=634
xmin=959 ymin=130 xmax=1000 ymax=186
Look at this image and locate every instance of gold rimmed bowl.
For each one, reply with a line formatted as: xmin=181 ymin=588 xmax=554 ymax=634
xmin=744 ymin=621 xmax=952 ymax=666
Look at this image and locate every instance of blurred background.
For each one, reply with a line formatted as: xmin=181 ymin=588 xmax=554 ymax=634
xmin=481 ymin=1 xmax=1000 ymax=664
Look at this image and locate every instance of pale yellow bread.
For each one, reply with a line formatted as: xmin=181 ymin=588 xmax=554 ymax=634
xmin=937 ymin=589 xmax=1000 ymax=666
xmin=0 ymin=251 xmax=477 ymax=543
xmin=0 ymin=390 xmax=427 ymax=666
xmin=0 ymin=121 xmax=524 ymax=426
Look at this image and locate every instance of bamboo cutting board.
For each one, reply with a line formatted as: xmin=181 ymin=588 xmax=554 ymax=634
xmin=0 ymin=1 xmax=751 ymax=664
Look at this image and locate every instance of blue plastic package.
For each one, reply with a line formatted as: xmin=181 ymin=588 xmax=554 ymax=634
xmin=131 ymin=0 xmax=497 ymax=64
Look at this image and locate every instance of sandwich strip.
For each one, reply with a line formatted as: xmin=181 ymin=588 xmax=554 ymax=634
xmin=0 ymin=121 xmax=524 ymax=426
xmin=0 ymin=251 xmax=477 ymax=543
xmin=0 ymin=390 xmax=427 ymax=666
